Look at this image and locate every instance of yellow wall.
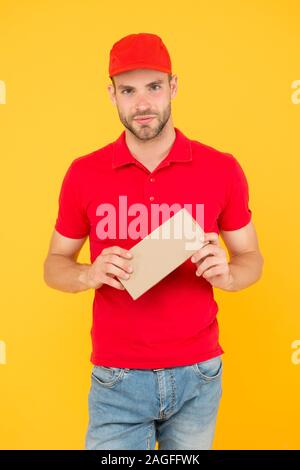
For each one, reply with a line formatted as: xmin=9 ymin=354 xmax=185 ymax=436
xmin=0 ymin=0 xmax=299 ymax=450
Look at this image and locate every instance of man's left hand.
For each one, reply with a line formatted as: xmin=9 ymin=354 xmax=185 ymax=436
xmin=191 ymin=232 xmax=233 ymax=290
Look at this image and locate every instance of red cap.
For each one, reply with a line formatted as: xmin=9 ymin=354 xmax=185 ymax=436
xmin=109 ymin=32 xmax=172 ymax=78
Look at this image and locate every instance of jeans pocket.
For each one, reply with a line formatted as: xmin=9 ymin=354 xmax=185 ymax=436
xmin=91 ymin=365 xmax=129 ymax=388
xmin=192 ymin=355 xmax=223 ymax=382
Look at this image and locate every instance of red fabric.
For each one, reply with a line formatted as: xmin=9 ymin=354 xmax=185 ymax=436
xmin=109 ymin=32 xmax=172 ymax=78
xmin=55 ymin=127 xmax=252 ymax=368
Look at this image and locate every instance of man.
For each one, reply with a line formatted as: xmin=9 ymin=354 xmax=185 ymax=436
xmin=43 ymin=32 xmax=264 ymax=450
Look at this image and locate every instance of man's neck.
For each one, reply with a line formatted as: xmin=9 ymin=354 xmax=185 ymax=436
xmin=124 ymin=122 xmax=176 ymax=173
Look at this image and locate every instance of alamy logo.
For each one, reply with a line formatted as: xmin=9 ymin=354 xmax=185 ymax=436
xmin=0 ymin=341 xmax=6 ymax=364
xmin=0 ymin=80 xmax=6 ymax=104
xmin=95 ymin=197 xmax=205 ymax=249
xmin=291 ymin=80 xmax=300 ymax=104
xmin=291 ymin=339 xmax=300 ymax=365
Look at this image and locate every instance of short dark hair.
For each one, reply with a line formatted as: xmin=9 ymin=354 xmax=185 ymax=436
xmin=111 ymin=73 xmax=173 ymax=90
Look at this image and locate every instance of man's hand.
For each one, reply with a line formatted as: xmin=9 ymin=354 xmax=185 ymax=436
xmin=190 ymin=232 xmax=233 ymax=290
xmin=81 ymin=246 xmax=134 ymax=291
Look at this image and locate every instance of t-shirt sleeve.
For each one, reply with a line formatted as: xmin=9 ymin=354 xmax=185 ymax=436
xmin=217 ymin=155 xmax=252 ymax=231
xmin=54 ymin=161 xmax=90 ymax=238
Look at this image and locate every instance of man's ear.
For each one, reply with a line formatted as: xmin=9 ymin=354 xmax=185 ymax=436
xmin=170 ymin=74 xmax=178 ymax=99
xmin=107 ymin=84 xmax=117 ymax=105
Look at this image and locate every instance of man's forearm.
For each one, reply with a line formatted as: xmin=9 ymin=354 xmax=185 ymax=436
xmin=44 ymin=254 xmax=97 ymax=293
xmin=223 ymin=251 xmax=264 ymax=292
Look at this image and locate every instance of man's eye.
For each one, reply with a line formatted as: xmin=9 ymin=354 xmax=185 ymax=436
xmin=121 ymin=85 xmax=161 ymax=95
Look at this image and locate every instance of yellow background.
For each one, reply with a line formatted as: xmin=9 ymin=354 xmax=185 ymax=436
xmin=0 ymin=0 xmax=299 ymax=450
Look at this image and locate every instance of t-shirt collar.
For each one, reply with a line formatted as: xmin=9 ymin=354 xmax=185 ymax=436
xmin=112 ymin=126 xmax=192 ymax=170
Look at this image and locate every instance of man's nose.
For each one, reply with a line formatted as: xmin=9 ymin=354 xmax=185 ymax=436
xmin=134 ymin=94 xmax=152 ymax=110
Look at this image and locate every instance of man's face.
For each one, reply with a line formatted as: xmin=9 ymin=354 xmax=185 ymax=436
xmin=107 ymin=69 xmax=178 ymax=141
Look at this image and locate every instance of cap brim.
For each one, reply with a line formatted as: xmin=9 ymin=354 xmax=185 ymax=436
xmin=109 ymin=63 xmax=171 ymax=78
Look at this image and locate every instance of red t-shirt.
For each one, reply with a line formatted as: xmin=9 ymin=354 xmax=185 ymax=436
xmin=54 ymin=127 xmax=252 ymax=368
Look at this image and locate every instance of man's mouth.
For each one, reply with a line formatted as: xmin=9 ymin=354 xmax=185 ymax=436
xmin=134 ymin=116 xmax=155 ymax=124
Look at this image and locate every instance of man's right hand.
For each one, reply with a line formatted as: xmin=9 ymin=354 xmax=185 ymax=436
xmin=81 ymin=246 xmax=134 ymax=290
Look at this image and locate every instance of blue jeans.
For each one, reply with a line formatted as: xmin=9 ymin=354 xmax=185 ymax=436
xmin=85 ymin=355 xmax=223 ymax=450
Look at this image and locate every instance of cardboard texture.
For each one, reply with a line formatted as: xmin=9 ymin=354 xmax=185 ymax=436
xmin=117 ymin=207 xmax=206 ymax=300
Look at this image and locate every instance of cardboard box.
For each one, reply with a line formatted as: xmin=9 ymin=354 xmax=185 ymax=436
xmin=117 ymin=207 xmax=206 ymax=300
